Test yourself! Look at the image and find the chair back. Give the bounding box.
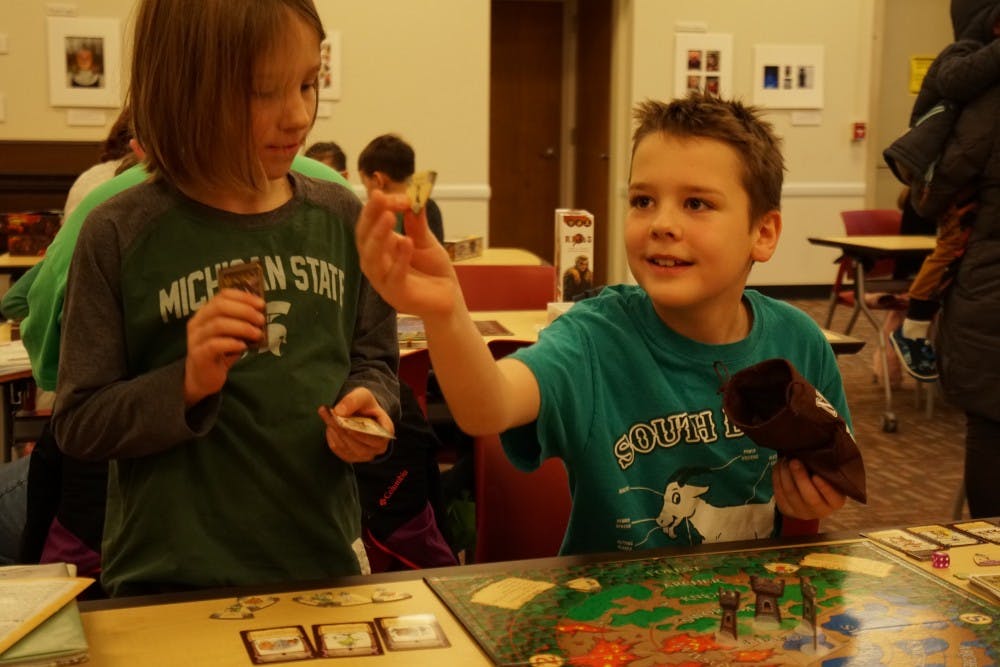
[454,264,556,311]
[397,349,432,416]
[473,433,571,563]
[840,210,902,280]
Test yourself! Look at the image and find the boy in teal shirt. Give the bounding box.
[355,93,850,555]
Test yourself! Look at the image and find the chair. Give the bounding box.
[453,264,556,311]
[823,209,907,333]
[397,348,432,416]
[473,433,571,563]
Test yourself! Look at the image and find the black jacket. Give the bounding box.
[882,1,1000,214]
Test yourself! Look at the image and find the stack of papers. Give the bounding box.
[0,341,31,375]
[0,563,92,666]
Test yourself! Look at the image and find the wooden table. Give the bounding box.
[808,235,936,431]
[403,311,862,356]
[453,247,547,266]
[76,526,1000,666]
[0,252,43,278]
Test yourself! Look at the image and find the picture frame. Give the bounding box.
[752,44,825,109]
[47,16,122,108]
[318,30,342,101]
[673,33,733,100]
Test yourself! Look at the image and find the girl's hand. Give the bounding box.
[184,289,265,405]
[354,189,462,318]
[772,458,846,520]
[318,387,394,462]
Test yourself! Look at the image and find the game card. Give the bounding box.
[293,590,370,607]
[374,614,450,651]
[313,622,382,657]
[407,170,437,215]
[968,573,1000,602]
[952,520,1000,544]
[332,414,395,440]
[906,523,983,547]
[864,528,941,560]
[240,626,314,663]
[218,261,268,350]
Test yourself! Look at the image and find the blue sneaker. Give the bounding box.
[889,327,938,382]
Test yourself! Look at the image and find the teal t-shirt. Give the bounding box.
[502,285,851,556]
[19,156,350,390]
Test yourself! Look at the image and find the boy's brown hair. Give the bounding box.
[129,0,324,195]
[357,134,415,183]
[631,92,785,224]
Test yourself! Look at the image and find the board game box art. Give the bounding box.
[426,540,1000,665]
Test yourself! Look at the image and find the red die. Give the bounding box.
[932,550,951,568]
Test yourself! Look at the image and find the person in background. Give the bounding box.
[932,0,1000,519]
[0,107,134,585]
[355,93,848,557]
[52,0,398,597]
[355,135,457,571]
[884,0,1000,382]
[305,140,349,179]
[358,133,444,243]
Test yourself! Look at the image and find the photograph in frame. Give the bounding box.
[318,30,342,101]
[47,16,121,108]
[673,33,733,100]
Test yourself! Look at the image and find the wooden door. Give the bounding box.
[489,0,563,263]
[572,0,612,287]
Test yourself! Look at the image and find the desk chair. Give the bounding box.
[824,209,907,333]
[473,433,571,563]
[453,264,557,311]
[397,348,431,416]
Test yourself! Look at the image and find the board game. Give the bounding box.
[426,540,1000,665]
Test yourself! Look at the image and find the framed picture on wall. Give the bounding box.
[752,44,825,109]
[47,16,122,108]
[673,33,733,99]
[318,30,342,101]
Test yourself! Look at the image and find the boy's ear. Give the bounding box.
[750,210,782,263]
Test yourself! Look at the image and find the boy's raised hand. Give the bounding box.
[183,289,266,406]
[772,458,847,520]
[355,189,462,319]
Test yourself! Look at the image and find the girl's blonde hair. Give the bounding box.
[129,0,324,195]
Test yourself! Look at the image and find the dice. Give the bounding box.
[932,550,951,569]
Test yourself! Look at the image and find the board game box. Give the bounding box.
[426,539,1000,665]
[554,209,594,302]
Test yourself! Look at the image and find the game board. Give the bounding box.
[426,540,1000,666]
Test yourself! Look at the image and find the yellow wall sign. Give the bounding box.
[909,56,935,94]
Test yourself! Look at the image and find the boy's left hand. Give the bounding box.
[772,458,846,520]
[318,387,394,462]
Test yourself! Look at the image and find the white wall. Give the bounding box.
[0,0,491,239]
[2,1,898,286]
[609,0,878,286]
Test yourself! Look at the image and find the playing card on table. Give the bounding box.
[407,170,437,215]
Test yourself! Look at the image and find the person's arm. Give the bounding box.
[355,190,540,435]
[0,261,41,321]
[21,165,148,392]
[917,91,998,219]
[52,207,217,461]
[338,276,401,422]
[934,40,1000,103]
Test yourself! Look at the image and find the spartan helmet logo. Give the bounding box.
[259,301,291,357]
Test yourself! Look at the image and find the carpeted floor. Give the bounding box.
[788,298,967,534]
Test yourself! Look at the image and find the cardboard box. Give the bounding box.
[554,208,594,301]
[444,236,484,262]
